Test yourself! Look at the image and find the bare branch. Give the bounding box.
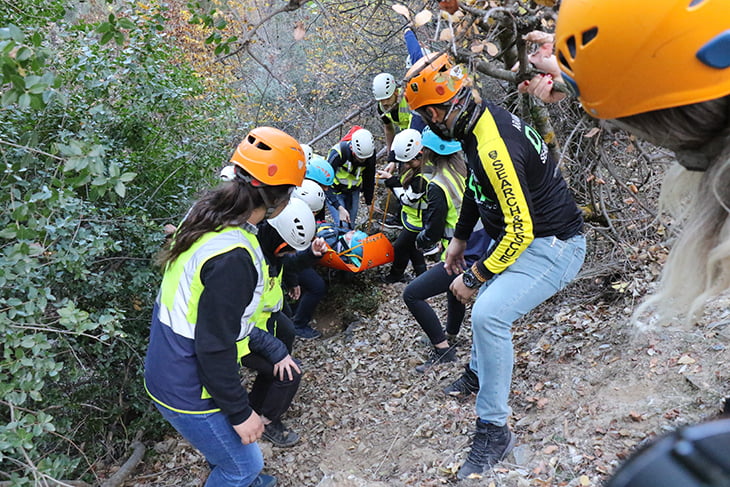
[307,100,377,146]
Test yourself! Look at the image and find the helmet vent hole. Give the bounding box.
[558,50,572,71]
[566,35,577,58]
[582,27,598,46]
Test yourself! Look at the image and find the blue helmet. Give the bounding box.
[421,127,462,155]
[305,155,335,187]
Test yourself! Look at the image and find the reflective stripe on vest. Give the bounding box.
[157,226,264,342]
[381,97,413,131]
[331,144,364,190]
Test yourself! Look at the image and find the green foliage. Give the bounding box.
[0,1,237,482]
[0,26,56,109]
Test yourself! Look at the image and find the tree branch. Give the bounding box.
[217,2,304,62]
[100,440,146,487]
[307,100,377,146]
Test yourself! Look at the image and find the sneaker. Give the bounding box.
[294,325,321,340]
[250,474,277,487]
[415,346,457,373]
[442,365,479,398]
[382,215,403,229]
[457,419,515,479]
[422,244,440,257]
[262,420,300,448]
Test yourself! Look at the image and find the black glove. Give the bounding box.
[384,176,400,189]
[387,150,397,163]
[415,230,434,252]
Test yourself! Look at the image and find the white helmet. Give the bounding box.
[293,179,325,212]
[300,143,313,163]
[267,197,316,251]
[350,128,374,159]
[372,73,397,101]
[392,129,423,163]
[220,165,236,181]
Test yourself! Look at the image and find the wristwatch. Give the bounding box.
[461,267,482,289]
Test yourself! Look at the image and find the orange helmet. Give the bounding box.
[230,127,306,186]
[555,0,730,120]
[404,53,466,110]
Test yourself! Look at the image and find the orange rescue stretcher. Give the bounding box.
[318,232,394,272]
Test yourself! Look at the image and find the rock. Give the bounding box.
[315,472,390,487]
[512,444,534,466]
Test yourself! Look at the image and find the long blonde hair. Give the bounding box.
[616,96,730,323]
[423,147,468,202]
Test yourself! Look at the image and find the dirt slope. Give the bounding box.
[128,274,729,486]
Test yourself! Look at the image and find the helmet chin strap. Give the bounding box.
[421,86,481,141]
[259,186,293,218]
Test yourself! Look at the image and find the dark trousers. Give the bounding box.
[390,228,426,276]
[241,351,302,423]
[239,311,300,422]
[267,310,295,353]
[402,261,465,345]
[292,266,326,329]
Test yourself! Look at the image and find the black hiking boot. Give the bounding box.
[380,268,406,284]
[262,420,300,448]
[442,365,479,399]
[415,346,457,373]
[457,419,515,480]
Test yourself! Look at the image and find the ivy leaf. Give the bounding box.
[114,180,126,197]
[117,18,136,30]
[95,22,112,34]
[100,31,114,45]
[18,93,31,109]
[0,25,24,42]
[120,172,137,183]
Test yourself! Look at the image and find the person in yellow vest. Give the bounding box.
[325,128,376,229]
[402,128,491,374]
[246,196,317,448]
[144,127,305,487]
[377,129,430,283]
[372,28,428,155]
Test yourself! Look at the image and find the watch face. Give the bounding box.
[463,271,478,289]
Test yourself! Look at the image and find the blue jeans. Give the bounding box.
[469,234,586,426]
[155,403,263,487]
[326,189,360,229]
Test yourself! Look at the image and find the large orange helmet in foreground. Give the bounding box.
[555,0,730,120]
[230,127,306,186]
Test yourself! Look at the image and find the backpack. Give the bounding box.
[341,125,363,142]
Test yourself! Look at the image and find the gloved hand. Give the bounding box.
[384,176,400,189]
[416,230,434,252]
